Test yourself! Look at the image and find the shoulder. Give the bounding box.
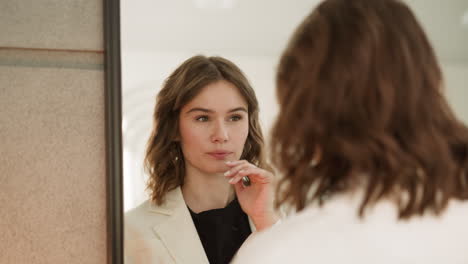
[124,200,155,238]
[125,199,158,224]
[125,188,186,239]
[234,198,468,263]
[233,205,324,263]
[126,200,151,219]
[124,198,173,239]
[124,199,178,264]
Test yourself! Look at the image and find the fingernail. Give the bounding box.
[228,178,234,183]
[224,170,230,176]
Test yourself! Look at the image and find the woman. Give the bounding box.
[124,55,279,264]
[233,0,468,263]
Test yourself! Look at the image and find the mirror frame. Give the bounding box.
[104,0,123,263]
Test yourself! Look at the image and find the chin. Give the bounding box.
[208,166,228,174]
[203,163,229,174]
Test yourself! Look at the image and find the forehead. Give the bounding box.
[183,80,248,111]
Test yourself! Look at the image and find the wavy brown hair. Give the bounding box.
[272,0,468,219]
[145,55,269,205]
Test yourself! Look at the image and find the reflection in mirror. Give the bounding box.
[121,1,317,214]
[120,0,468,263]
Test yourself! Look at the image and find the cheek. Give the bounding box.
[179,122,202,149]
[234,122,249,145]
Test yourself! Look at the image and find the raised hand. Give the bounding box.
[224,160,279,231]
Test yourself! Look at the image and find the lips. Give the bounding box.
[207,151,233,160]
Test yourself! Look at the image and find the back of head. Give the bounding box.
[272,0,468,219]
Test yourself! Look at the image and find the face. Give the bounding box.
[178,80,249,174]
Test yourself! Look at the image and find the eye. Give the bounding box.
[229,115,243,122]
[195,115,209,122]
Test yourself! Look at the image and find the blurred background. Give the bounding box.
[121,0,468,212]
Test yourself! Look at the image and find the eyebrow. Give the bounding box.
[185,107,248,114]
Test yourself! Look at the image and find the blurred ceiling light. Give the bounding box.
[194,0,236,9]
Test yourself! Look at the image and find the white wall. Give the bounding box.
[443,63,468,124]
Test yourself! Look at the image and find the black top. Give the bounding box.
[188,199,252,264]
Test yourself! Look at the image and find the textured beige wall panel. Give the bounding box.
[0,66,107,264]
[0,48,103,70]
[0,0,103,50]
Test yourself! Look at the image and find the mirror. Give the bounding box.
[121,0,468,212]
[109,0,468,262]
[120,1,319,212]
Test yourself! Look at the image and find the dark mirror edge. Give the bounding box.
[104,0,123,263]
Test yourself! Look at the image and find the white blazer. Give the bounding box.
[124,187,256,264]
[233,194,468,264]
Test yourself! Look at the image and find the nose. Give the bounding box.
[211,120,229,143]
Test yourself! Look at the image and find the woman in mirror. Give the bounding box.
[233,0,468,262]
[124,55,280,264]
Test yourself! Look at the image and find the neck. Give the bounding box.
[181,164,235,213]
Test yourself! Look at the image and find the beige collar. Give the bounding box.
[149,187,209,264]
[147,187,257,263]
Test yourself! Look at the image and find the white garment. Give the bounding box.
[125,187,257,264]
[232,194,468,264]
